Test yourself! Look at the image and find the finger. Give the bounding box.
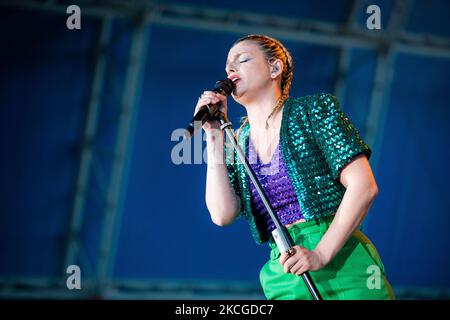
[198,98,218,107]
[283,257,297,273]
[291,254,309,273]
[279,252,288,266]
[285,261,299,274]
[199,93,218,99]
[280,246,301,266]
[289,260,302,274]
[201,91,220,98]
[201,92,218,98]
[199,96,220,105]
[295,256,313,275]
[194,100,213,115]
[216,93,226,101]
[295,264,310,276]
[293,246,308,259]
[203,91,224,98]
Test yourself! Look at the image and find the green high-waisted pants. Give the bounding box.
[260,215,395,300]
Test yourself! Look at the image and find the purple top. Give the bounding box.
[247,138,303,238]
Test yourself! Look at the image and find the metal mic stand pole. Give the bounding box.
[213,111,323,300]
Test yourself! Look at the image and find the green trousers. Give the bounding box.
[260,215,396,300]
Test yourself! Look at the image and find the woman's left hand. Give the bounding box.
[279,246,326,276]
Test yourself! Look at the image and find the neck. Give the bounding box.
[243,86,282,133]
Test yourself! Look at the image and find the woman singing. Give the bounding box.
[193,34,395,300]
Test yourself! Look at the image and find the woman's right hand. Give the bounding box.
[194,91,228,133]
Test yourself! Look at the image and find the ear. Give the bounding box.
[269,58,284,79]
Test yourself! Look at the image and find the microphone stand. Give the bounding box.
[212,109,323,301]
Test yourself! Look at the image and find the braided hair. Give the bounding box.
[233,34,294,137]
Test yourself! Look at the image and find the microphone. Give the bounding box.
[184,78,235,138]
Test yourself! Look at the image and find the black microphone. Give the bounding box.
[184,78,235,138]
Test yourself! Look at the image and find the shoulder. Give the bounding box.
[285,92,338,116]
[287,92,337,107]
[313,92,339,108]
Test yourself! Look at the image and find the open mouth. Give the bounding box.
[229,75,241,84]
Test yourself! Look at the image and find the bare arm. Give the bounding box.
[280,154,378,274]
[314,153,378,265]
[194,90,241,226]
[204,129,241,226]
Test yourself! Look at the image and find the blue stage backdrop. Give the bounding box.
[0,0,449,298]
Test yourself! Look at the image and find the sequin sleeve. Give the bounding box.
[310,93,372,181]
[224,141,244,218]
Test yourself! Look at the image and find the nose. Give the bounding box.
[226,62,237,75]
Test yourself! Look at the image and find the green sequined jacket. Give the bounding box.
[225,93,372,244]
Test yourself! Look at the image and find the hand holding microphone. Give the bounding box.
[185,78,235,138]
[194,91,227,133]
